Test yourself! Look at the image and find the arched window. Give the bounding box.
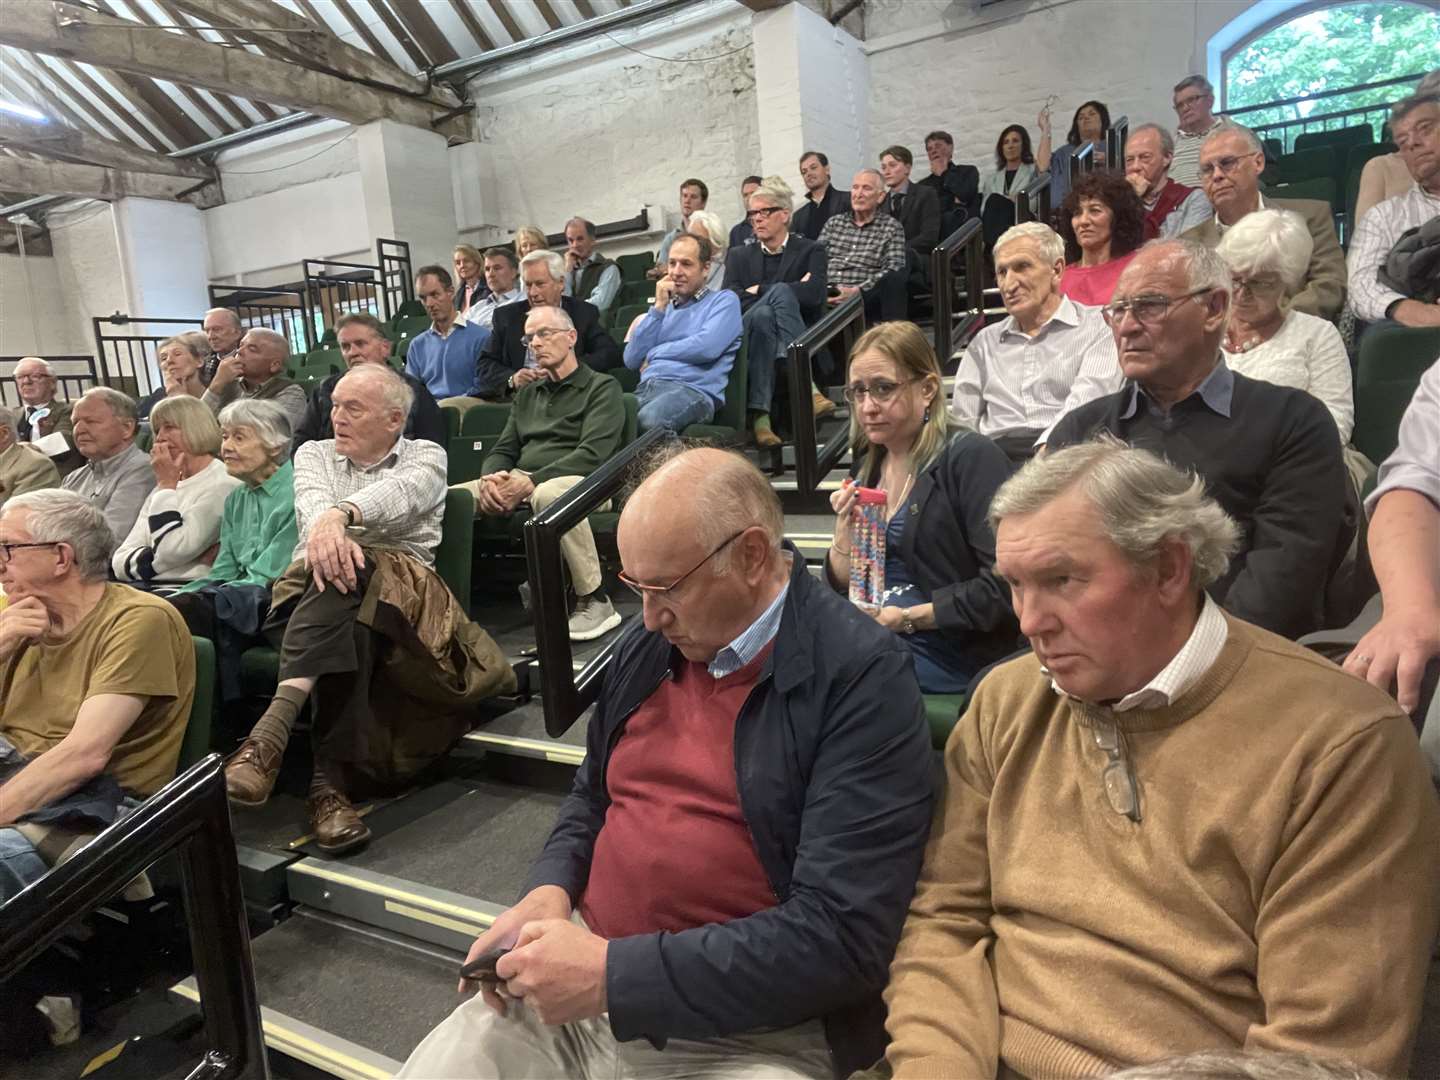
[1222,2,1438,143]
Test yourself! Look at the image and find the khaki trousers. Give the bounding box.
[459,475,603,596]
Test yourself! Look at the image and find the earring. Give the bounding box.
[922,404,931,424]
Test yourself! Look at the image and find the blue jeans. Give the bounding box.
[742,285,810,413]
[0,828,48,901]
[635,378,714,433]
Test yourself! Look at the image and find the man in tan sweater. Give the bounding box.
[883,440,1440,1079]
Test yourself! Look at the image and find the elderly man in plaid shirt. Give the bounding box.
[820,168,909,323]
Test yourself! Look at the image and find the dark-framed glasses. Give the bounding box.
[1092,723,1141,822]
[0,541,60,564]
[745,206,784,222]
[842,377,918,405]
[617,528,749,603]
[1229,274,1283,299]
[1101,287,1215,327]
[1198,154,1253,178]
[520,327,570,347]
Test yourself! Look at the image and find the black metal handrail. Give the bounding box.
[523,427,671,738]
[1,354,98,406]
[1106,115,1129,170]
[542,209,652,248]
[304,259,388,329]
[1069,141,1094,187]
[209,283,313,355]
[92,315,204,397]
[0,755,266,1080]
[377,238,414,319]
[1016,172,1052,225]
[930,218,986,372]
[786,292,865,495]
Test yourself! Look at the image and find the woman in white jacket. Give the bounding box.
[112,395,241,589]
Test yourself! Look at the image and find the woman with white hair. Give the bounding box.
[687,209,728,289]
[112,396,241,588]
[1217,208,1354,444]
[137,330,211,422]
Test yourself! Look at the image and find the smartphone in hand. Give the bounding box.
[459,946,511,984]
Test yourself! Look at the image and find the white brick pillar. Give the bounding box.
[356,119,459,274]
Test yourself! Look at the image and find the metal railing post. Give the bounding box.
[786,292,864,494]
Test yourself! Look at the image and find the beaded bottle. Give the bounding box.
[848,486,888,614]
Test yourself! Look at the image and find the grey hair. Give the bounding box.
[218,399,291,462]
[203,307,243,329]
[527,305,575,332]
[79,386,139,426]
[1420,70,1440,95]
[995,221,1065,266]
[688,209,727,253]
[854,167,885,187]
[521,249,565,283]
[1140,237,1234,309]
[4,488,115,580]
[748,185,793,212]
[1109,1049,1382,1080]
[1216,208,1314,292]
[340,362,413,418]
[1203,120,1263,155]
[0,405,17,439]
[989,437,1241,590]
[1130,122,1175,157]
[242,327,289,359]
[15,356,54,374]
[564,216,597,239]
[1173,74,1214,97]
[1391,91,1440,126]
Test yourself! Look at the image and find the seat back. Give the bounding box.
[1269,145,1337,186]
[1265,176,1339,216]
[682,336,748,441]
[616,252,653,283]
[439,404,462,442]
[1353,324,1440,465]
[436,487,475,615]
[620,391,638,446]
[1344,141,1396,238]
[177,636,216,770]
[305,347,344,373]
[447,435,489,484]
[459,402,512,437]
[390,298,425,323]
[1294,124,1374,156]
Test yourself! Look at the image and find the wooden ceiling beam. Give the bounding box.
[390,0,461,66]
[0,155,220,204]
[444,0,496,53]
[149,0,282,121]
[365,0,432,71]
[485,0,528,45]
[532,0,564,31]
[0,113,215,178]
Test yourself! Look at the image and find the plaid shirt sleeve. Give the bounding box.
[1346,199,1409,322]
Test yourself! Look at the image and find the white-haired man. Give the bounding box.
[0,488,195,900]
[223,364,512,854]
[1124,123,1211,240]
[1169,75,1222,186]
[1046,239,1347,640]
[13,357,81,476]
[60,387,155,540]
[0,404,59,511]
[202,326,308,433]
[201,308,244,383]
[883,439,1440,1079]
[563,217,622,316]
[820,169,909,323]
[951,222,1122,461]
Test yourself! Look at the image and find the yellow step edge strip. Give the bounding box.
[463,731,585,764]
[384,900,487,938]
[289,862,497,927]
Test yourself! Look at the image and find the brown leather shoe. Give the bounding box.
[754,425,782,449]
[308,788,371,854]
[812,391,837,418]
[224,739,282,807]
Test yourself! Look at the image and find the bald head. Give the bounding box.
[625,447,783,559]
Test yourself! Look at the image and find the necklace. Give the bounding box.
[882,471,915,519]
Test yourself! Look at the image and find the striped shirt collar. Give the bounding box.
[671,285,710,309]
[708,570,790,679]
[997,294,1083,339]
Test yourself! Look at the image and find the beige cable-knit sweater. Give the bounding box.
[884,615,1440,1079]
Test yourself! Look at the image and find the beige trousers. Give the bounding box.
[459,475,603,596]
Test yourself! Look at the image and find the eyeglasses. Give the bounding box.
[14,374,52,383]
[842,377,918,404]
[0,541,60,563]
[1172,93,1209,111]
[1198,154,1255,179]
[617,528,749,602]
[745,206,784,222]
[520,327,570,347]
[1092,722,1141,822]
[1229,274,1283,299]
[1101,287,1215,327]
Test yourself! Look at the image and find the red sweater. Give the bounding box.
[581,648,778,939]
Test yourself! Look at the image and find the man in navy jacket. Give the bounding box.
[400,447,934,1080]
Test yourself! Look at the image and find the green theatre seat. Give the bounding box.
[612,303,648,338]
[177,636,217,770]
[1269,145,1337,186]
[616,252,653,283]
[439,404,462,443]
[924,693,968,750]
[683,338,748,444]
[1353,324,1440,466]
[460,403,512,438]
[618,280,655,307]
[390,299,425,324]
[447,433,491,484]
[304,347,344,374]
[393,315,432,341]
[134,426,153,452]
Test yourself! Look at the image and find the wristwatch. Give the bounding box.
[336,503,359,527]
[900,608,916,635]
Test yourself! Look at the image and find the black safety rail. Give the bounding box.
[1069,141,1095,187]
[1,354,98,406]
[1106,115,1129,170]
[208,283,313,356]
[930,218,987,373]
[0,755,266,1080]
[787,292,865,495]
[1016,172,1052,225]
[92,315,203,398]
[542,208,651,248]
[303,259,389,332]
[524,427,672,738]
[378,238,414,318]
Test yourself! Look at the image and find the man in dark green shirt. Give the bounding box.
[458,305,626,641]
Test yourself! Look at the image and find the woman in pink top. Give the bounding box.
[1057,171,1145,307]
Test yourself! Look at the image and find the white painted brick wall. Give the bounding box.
[47,203,129,362]
[0,254,90,356]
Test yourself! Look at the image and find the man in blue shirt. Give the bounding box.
[624,234,742,433]
[404,265,489,402]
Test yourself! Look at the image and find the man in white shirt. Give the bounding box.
[458,248,525,331]
[1347,92,1440,328]
[1169,75,1223,187]
[951,223,1121,460]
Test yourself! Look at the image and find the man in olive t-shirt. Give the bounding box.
[0,489,194,900]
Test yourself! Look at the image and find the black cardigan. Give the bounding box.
[842,428,1021,668]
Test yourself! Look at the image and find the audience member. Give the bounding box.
[1217,210,1354,444]
[0,489,194,901]
[624,233,742,432]
[112,396,240,589]
[563,217,621,316]
[653,178,708,277]
[1057,171,1147,305]
[1184,122,1346,320]
[919,130,982,235]
[952,223,1122,458]
[0,404,58,511]
[729,174,763,248]
[1355,70,1440,223]
[1046,240,1348,639]
[457,247,524,331]
[514,225,547,259]
[1347,91,1440,328]
[687,209,729,290]
[13,357,80,476]
[827,322,1017,691]
[200,307,244,383]
[882,438,1440,1079]
[793,151,851,241]
[1125,123,1212,239]
[138,331,210,421]
[980,124,1039,203]
[296,313,444,450]
[879,144,942,265]
[725,183,830,448]
[398,447,934,1080]
[202,327,308,433]
[1039,99,1112,207]
[475,250,621,400]
[404,265,490,402]
[1170,74,1223,186]
[60,388,156,541]
[456,306,625,642]
[820,169,909,322]
[453,243,489,313]
[168,401,297,703]
[223,365,512,853]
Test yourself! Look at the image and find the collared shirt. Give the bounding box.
[291,435,447,567]
[563,253,622,314]
[1367,357,1440,517]
[1346,182,1440,321]
[1215,193,1265,236]
[1120,357,1235,421]
[708,570,791,678]
[952,295,1122,442]
[819,211,907,291]
[60,442,155,542]
[1145,182,1213,238]
[458,285,524,331]
[202,375,309,436]
[1171,118,1224,187]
